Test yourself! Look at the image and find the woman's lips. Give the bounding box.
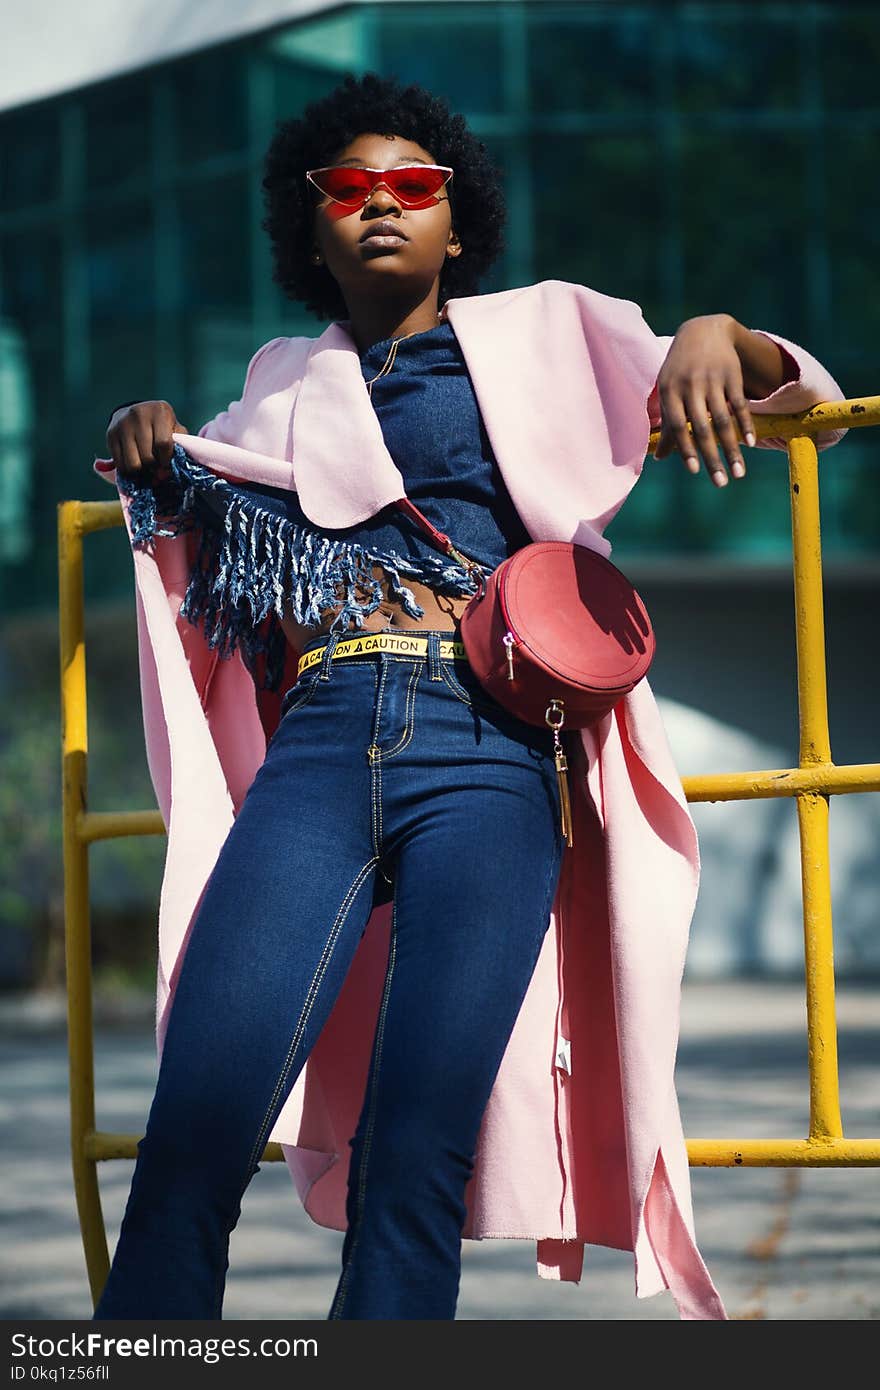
[360,233,407,249]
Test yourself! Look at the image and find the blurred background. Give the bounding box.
[1,0,878,1002]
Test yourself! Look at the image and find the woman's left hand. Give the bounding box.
[652,314,757,487]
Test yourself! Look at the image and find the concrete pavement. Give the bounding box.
[1,980,877,1321]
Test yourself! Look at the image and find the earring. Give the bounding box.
[311,250,322,264]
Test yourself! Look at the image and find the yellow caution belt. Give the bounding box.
[297,630,469,675]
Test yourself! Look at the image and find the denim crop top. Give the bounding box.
[118,319,532,690]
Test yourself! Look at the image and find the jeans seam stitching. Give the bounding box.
[369,664,383,861]
[380,661,423,760]
[329,891,399,1318]
[373,658,388,751]
[242,854,380,1182]
[438,662,494,712]
[282,672,321,716]
[441,661,473,704]
[372,659,387,853]
[375,757,384,860]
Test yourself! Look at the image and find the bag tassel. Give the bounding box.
[546,700,574,848]
[554,742,574,849]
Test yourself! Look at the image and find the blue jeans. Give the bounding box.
[93,628,565,1321]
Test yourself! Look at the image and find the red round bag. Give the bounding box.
[393,501,655,849]
[394,500,655,731]
[457,540,655,731]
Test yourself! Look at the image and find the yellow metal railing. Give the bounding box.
[59,395,880,1304]
[660,397,880,1168]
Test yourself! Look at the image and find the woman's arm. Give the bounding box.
[727,318,800,398]
[651,313,846,486]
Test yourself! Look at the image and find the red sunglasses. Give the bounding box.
[306,164,453,210]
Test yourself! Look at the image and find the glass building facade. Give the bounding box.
[2,0,877,615]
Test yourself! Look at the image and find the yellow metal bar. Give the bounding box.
[85,1128,880,1169]
[797,786,843,1139]
[788,433,843,1140]
[647,393,880,455]
[86,1132,287,1165]
[688,1139,880,1167]
[78,809,166,843]
[735,395,880,438]
[683,762,880,802]
[58,502,112,1304]
[789,434,832,768]
[79,499,124,534]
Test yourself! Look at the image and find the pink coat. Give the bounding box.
[94,278,847,1320]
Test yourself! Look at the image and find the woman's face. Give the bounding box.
[309,131,461,307]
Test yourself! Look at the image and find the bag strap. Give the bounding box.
[392,497,485,582]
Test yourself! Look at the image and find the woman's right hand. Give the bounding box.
[106,400,190,482]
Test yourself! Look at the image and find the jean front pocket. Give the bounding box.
[438,659,560,759]
[279,669,322,719]
[438,659,504,716]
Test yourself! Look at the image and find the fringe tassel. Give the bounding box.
[118,443,488,692]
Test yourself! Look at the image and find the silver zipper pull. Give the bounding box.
[502,630,516,681]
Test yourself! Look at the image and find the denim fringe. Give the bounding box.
[118,443,487,692]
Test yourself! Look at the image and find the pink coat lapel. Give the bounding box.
[289,321,408,525]
[284,280,666,550]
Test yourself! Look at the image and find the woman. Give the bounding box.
[93,72,846,1322]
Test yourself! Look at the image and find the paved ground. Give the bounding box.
[1,980,877,1321]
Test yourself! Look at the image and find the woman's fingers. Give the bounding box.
[151,420,176,468]
[653,384,699,469]
[655,380,752,486]
[107,401,182,480]
[706,382,747,480]
[684,387,730,485]
[151,424,168,468]
[725,377,756,452]
[119,418,153,480]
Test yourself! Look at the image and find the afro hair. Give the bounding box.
[260,70,507,322]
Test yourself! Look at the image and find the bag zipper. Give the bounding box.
[497,574,522,681]
[499,570,573,849]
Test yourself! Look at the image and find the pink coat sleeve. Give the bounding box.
[196,337,288,444]
[646,328,848,452]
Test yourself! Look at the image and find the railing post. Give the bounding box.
[58,501,111,1303]
[787,434,843,1141]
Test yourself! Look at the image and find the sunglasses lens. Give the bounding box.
[311,166,449,206]
[310,168,372,205]
[385,168,449,203]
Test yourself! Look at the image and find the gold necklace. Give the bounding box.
[365,332,419,399]
[364,315,443,399]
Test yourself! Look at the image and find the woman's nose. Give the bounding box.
[363,184,404,214]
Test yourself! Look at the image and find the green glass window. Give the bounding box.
[87,200,156,407]
[819,7,880,111]
[0,104,59,210]
[377,4,505,114]
[529,131,663,314]
[172,48,249,164]
[84,75,153,194]
[674,8,801,113]
[0,229,63,600]
[528,4,655,114]
[0,0,876,619]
